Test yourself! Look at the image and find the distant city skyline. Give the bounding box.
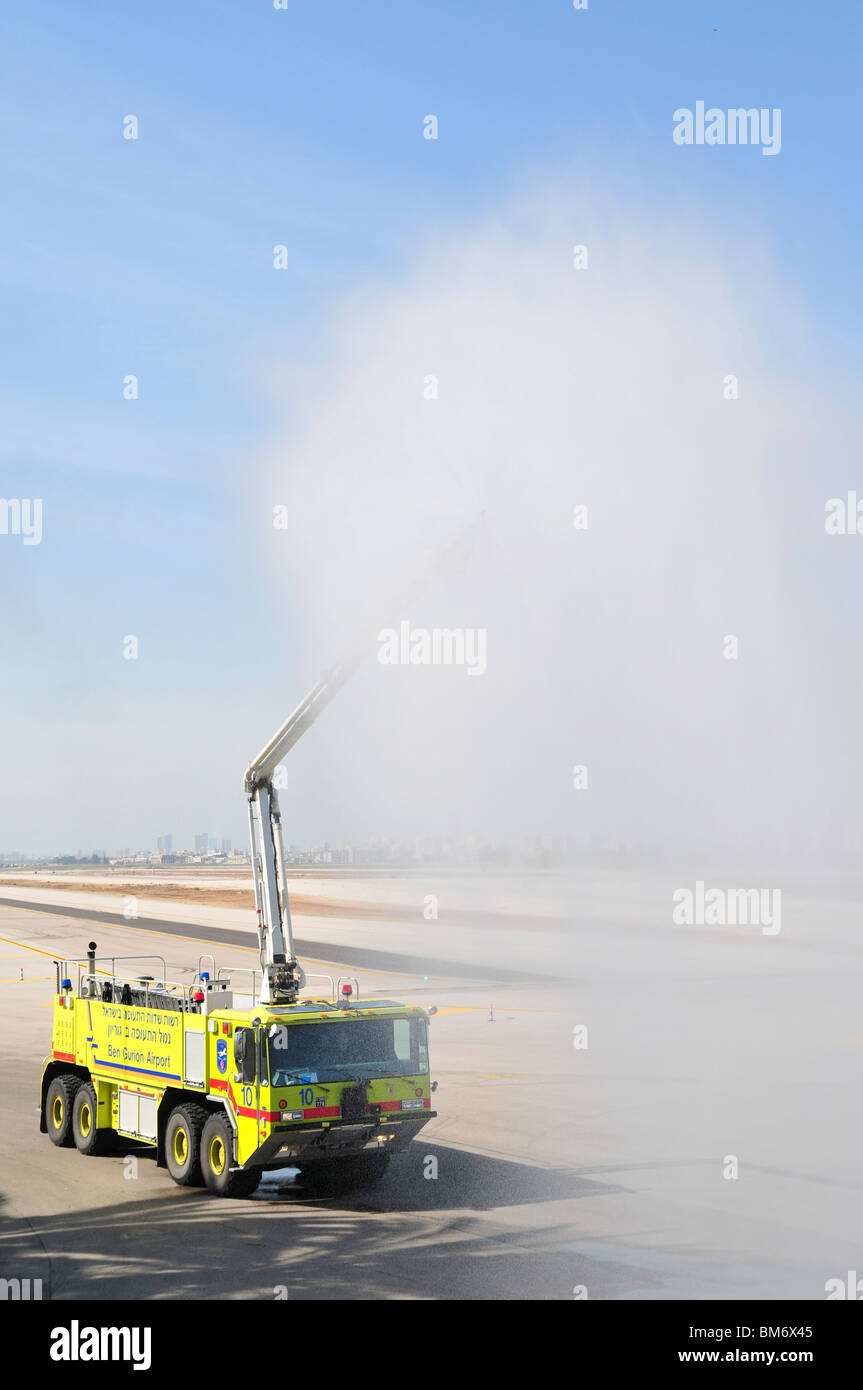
[0,829,681,872]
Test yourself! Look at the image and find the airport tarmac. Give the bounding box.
[1,871,861,1300]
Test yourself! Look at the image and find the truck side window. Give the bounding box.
[234,1028,257,1084]
[393,1018,411,1060]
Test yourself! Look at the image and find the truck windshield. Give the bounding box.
[268,1016,428,1085]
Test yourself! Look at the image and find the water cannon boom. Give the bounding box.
[245,512,484,1003]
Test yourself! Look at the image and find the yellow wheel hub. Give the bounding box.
[79,1102,92,1137]
[209,1136,226,1175]
[51,1097,63,1128]
[173,1127,188,1165]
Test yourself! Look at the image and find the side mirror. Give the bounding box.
[233,1028,257,1083]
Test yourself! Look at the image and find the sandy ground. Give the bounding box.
[0,874,567,933]
[0,868,571,918]
[0,875,401,921]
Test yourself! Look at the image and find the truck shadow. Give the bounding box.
[116,1139,623,1213]
[274,1142,623,1212]
[0,1146,646,1301]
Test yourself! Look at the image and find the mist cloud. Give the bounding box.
[261,186,855,866]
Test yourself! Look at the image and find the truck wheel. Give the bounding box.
[165,1104,208,1186]
[224,1168,262,1198]
[45,1074,81,1147]
[72,1082,106,1155]
[200,1114,261,1197]
[301,1151,390,1196]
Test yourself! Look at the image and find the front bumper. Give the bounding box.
[245,1111,437,1169]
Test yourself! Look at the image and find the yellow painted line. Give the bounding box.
[0,912,260,957]
[0,933,63,960]
[0,976,53,983]
[0,931,118,979]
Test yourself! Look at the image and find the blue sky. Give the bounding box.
[1,0,861,854]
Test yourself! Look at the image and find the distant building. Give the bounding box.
[194,833,208,855]
[221,839,231,855]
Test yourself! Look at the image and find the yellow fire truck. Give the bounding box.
[37,591,455,1195]
[40,943,436,1196]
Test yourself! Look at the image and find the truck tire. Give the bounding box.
[165,1103,208,1186]
[200,1114,261,1198]
[45,1074,81,1147]
[71,1082,106,1155]
[223,1168,262,1198]
[300,1151,390,1196]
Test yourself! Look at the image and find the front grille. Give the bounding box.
[340,1084,368,1123]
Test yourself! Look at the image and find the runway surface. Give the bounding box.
[1,869,861,1300]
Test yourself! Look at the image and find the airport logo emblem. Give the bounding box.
[216,1039,228,1073]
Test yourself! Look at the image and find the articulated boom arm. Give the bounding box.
[244,656,362,795]
[244,512,484,1004]
[244,657,363,1004]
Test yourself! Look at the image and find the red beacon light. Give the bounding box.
[340,983,353,1009]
